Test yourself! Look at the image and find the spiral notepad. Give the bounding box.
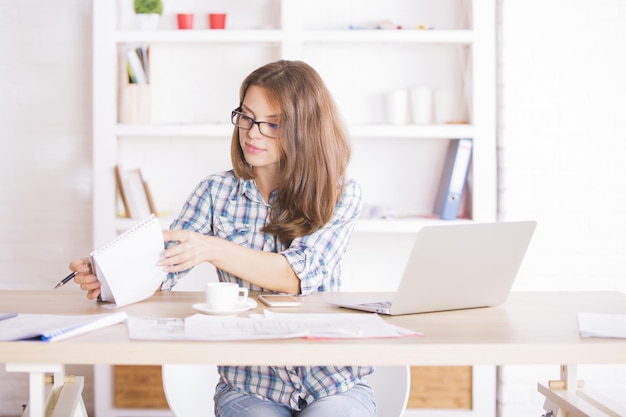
[91,214,166,308]
[0,312,128,342]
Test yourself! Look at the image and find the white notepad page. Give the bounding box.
[91,214,166,308]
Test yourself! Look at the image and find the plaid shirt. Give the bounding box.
[163,170,373,409]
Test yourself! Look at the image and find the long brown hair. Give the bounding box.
[231,60,351,244]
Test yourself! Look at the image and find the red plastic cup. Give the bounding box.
[177,13,194,30]
[209,13,226,29]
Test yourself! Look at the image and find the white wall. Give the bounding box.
[497,0,626,415]
[0,1,95,415]
[1,0,625,416]
[0,0,93,287]
[499,0,626,293]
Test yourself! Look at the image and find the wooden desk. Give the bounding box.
[2,290,626,366]
[2,290,626,417]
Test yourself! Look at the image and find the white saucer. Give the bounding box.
[192,298,258,315]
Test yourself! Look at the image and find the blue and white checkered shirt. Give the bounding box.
[163,169,373,410]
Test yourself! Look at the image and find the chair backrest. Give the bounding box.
[162,364,410,417]
[367,365,411,417]
[162,364,219,417]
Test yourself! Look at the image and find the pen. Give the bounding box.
[53,271,78,289]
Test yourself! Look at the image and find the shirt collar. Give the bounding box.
[238,177,265,203]
[238,177,279,205]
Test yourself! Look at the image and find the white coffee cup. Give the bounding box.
[205,282,248,311]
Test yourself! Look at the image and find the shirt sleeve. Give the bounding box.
[281,178,362,295]
[169,179,216,235]
[161,178,216,290]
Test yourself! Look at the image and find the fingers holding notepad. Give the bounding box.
[65,215,166,307]
[69,258,101,300]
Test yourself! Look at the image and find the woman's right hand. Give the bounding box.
[69,257,101,300]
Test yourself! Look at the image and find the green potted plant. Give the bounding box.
[134,0,163,30]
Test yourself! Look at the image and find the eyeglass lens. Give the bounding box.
[231,110,279,138]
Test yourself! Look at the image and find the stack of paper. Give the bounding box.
[127,311,421,341]
[577,312,626,339]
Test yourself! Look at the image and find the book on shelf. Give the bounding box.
[115,165,157,219]
[119,47,151,124]
[126,47,148,84]
[135,45,150,83]
[115,165,131,217]
[433,138,473,220]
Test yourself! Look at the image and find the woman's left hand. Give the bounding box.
[159,229,212,273]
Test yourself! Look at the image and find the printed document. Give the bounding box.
[127,311,420,341]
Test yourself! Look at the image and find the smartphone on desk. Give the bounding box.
[258,294,302,307]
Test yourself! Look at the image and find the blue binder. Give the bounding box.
[433,138,473,220]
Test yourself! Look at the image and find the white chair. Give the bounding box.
[162,364,410,417]
[366,365,411,417]
[162,364,219,417]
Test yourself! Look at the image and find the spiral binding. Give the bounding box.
[91,214,157,256]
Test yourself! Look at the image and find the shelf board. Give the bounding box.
[303,29,474,44]
[113,29,473,45]
[114,123,473,139]
[116,216,172,232]
[114,30,283,43]
[354,218,472,233]
[115,216,471,235]
[349,124,474,138]
[115,123,233,137]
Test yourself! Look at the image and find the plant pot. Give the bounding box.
[209,13,226,29]
[136,13,160,30]
[177,13,194,30]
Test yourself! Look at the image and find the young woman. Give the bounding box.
[70,60,375,417]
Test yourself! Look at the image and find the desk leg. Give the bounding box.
[561,364,578,394]
[538,364,626,417]
[5,364,88,417]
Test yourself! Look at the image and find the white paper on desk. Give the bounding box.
[260,311,421,339]
[126,316,187,340]
[186,312,421,340]
[127,315,308,341]
[577,312,626,338]
[127,312,420,341]
[185,314,310,341]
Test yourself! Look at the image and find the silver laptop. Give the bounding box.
[331,221,537,315]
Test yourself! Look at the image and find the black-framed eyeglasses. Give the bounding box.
[231,108,280,139]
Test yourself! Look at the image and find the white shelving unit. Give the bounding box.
[92,1,496,416]
[93,0,496,246]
